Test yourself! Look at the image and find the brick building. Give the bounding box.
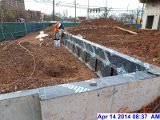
[25,10,42,21]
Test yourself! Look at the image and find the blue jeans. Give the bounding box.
[54,32,59,40]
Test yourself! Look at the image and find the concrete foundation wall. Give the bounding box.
[41,77,160,120]
[0,72,159,120]
[0,94,42,120]
[142,2,160,29]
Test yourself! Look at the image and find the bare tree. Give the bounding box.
[0,0,25,22]
[119,13,135,24]
[43,14,53,21]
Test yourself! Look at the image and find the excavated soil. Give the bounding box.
[67,18,160,66]
[0,32,96,93]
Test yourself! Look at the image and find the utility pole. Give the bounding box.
[75,0,76,23]
[53,0,55,21]
[140,3,144,24]
[127,4,129,12]
[87,0,89,19]
[105,0,108,18]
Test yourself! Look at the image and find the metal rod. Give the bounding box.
[152,103,160,113]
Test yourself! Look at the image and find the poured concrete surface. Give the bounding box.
[0,94,42,120]
[40,76,160,120]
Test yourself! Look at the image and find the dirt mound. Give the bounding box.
[81,18,122,26]
[80,18,139,31]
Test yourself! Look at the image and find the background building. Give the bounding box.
[140,0,160,29]
[25,10,41,22]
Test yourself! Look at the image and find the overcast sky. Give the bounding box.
[25,0,143,17]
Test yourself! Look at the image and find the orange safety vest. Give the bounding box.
[54,23,59,32]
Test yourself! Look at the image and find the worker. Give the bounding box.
[54,21,59,40]
[54,21,60,47]
[58,22,64,41]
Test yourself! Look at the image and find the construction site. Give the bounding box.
[0,0,160,120]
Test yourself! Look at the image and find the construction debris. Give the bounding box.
[114,26,137,35]
[36,31,49,47]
